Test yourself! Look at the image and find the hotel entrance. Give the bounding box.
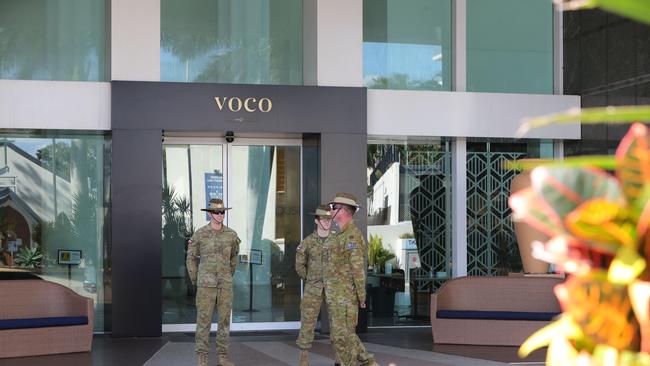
[161,137,302,331]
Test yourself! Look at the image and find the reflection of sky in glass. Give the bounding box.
[363,42,444,88]
[9,138,71,157]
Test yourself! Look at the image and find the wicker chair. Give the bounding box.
[430,275,562,346]
[0,279,94,358]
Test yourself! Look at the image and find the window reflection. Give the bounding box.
[363,0,452,91]
[0,134,109,331]
[367,141,452,326]
[161,0,302,85]
[0,0,107,81]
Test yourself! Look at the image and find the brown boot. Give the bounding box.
[196,353,208,366]
[217,354,235,366]
[299,349,309,366]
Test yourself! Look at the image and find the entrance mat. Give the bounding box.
[144,339,511,366]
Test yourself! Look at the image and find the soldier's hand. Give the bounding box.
[360,302,367,308]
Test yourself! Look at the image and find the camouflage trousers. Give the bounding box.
[326,300,375,366]
[296,281,325,350]
[195,285,232,355]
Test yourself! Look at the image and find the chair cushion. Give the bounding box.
[436,310,558,321]
[0,316,88,330]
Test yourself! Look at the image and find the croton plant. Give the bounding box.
[509,123,650,365]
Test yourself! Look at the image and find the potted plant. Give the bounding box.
[368,234,395,274]
[14,245,43,269]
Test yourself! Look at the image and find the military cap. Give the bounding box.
[310,204,332,218]
[201,198,232,212]
[329,192,361,211]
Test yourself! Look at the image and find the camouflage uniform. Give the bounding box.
[295,230,335,350]
[186,223,241,357]
[324,220,376,366]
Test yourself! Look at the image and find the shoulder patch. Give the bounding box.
[347,242,357,249]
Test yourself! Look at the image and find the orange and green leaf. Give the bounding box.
[509,187,566,237]
[559,273,640,352]
[616,123,650,208]
[566,199,638,250]
[531,166,625,218]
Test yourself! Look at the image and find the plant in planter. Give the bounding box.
[368,234,395,274]
[14,245,43,269]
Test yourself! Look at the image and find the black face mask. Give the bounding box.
[329,220,341,234]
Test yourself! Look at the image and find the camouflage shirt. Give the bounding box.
[324,220,367,304]
[295,231,335,284]
[186,223,241,288]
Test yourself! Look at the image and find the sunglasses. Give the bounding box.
[213,211,225,215]
[330,204,345,210]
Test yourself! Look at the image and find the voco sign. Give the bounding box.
[214,96,273,113]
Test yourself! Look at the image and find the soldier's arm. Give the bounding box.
[295,240,308,280]
[230,236,241,275]
[350,242,366,304]
[186,234,200,285]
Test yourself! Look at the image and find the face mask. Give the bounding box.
[330,220,341,234]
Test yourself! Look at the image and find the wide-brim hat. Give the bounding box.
[309,204,332,218]
[329,192,361,210]
[201,198,232,212]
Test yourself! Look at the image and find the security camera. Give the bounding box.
[225,131,235,143]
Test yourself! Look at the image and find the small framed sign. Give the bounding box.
[239,249,262,265]
[58,249,82,265]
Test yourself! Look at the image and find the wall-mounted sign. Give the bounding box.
[402,238,417,250]
[214,97,272,113]
[204,172,223,221]
[239,249,263,265]
[58,249,82,265]
[7,239,21,253]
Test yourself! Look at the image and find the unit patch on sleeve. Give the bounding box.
[347,242,357,249]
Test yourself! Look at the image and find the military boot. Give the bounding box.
[196,353,208,366]
[299,349,309,366]
[334,353,341,366]
[217,354,235,366]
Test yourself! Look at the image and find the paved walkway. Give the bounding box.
[144,339,511,366]
[0,328,546,366]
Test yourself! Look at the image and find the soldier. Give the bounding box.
[296,204,335,366]
[186,198,241,366]
[326,192,379,366]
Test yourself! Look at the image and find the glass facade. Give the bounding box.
[0,0,107,82]
[161,0,302,85]
[0,132,110,331]
[466,0,553,94]
[367,140,452,326]
[363,0,452,91]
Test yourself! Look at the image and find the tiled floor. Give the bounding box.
[0,328,546,366]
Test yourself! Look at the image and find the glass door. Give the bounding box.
[162,142,226,326]
[229,143,302,326]
[161,137,302,331]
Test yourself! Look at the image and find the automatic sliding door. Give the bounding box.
[229,145,302,323]
[162,144,224,325]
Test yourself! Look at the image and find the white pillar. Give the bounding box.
[452,138,467,277]
[452,0,467,92]
[303,0,362,87]
[111,0,160,81]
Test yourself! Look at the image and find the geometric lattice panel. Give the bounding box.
[466,151,525,276]
[403,149,452,292]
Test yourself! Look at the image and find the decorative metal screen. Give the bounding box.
[402,149,452,292]
[466,151,525,276]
